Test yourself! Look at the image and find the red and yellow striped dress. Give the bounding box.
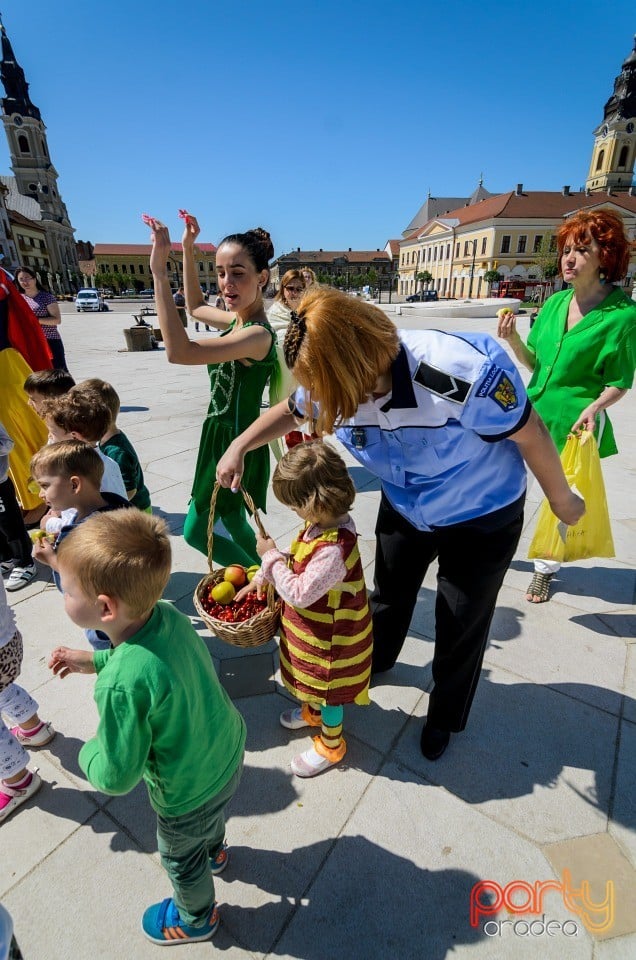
[279,525,373,707]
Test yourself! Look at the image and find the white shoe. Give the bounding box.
[0,559,15,575]
[279,704,322,730]
[290,745,342,778]
[10,721,55,748]
[0,771,42,823]
[5,563,37,592]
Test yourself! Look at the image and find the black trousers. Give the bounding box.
[0,477,33,566]
[47,338,69,373]
[370,493,523,731]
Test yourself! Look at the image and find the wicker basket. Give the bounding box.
[193,483,281,647]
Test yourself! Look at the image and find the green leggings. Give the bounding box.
[156,764,243,926]
[184,500,259,568]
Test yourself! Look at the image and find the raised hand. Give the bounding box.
[146,217,171,278]
[180,210,201,249]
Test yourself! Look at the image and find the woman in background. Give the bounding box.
[15,266,68,373]
[267,270,310,457]
[498,208,636,602]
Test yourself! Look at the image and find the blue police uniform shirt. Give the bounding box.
[292,329,531,532]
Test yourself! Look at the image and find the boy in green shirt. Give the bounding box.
[75,378,152,512]
[48,510,246,945]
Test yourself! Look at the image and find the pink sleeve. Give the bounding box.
[260,545,346,607]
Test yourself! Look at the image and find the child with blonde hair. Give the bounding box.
[31,441,130,650]
[238,439,373,777]
[42,391,126,500]
[74,379,151,512]
[48,510,246,946]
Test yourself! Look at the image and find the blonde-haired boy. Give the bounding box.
[48,510,246,946]
[31,441,130,650]
[42,392,127,500]
[74,379,151,512]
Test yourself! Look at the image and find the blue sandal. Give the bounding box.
[141,897,219,945]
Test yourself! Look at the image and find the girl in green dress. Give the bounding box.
[498,208,636,603]
[148,214,279,567]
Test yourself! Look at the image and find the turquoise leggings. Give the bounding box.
[321,705,344,727]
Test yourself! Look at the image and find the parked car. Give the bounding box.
[75,289,106,312]
[406,290,439,303]
[140,288,155,297]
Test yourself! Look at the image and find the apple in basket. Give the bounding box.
[224,564,247,588]
[210,581,236,604]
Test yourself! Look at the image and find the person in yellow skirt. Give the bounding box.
[237,440,373,778]
[0,268,51,516]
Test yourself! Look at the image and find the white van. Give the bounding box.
[75,288,104,312]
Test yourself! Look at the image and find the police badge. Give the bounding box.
[489,371,518,411]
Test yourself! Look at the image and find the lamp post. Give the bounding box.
[468,239,478,299]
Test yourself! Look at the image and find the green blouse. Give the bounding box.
[526,287,636,457]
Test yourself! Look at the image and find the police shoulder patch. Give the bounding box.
[488,371,518,411]
[413,361,472,404]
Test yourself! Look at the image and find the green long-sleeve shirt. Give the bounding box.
[527,287,636,458]
[79,601,246,817]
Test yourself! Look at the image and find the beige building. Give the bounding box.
[400,40,636,300]
[399,188,636,300]
[8,207,50,277]
[93,242,217,292]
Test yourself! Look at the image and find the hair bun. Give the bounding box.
[249,227,274,262]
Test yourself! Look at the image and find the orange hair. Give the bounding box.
[557,208,632,281]
[291,286,399,435]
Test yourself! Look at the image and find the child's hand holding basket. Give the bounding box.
[193,483,281,647]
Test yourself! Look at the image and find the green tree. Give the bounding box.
[531,235,559,280]
[530,234,559,303]
[116,273,134,293]
[417,270,433,291]
[484,269,502,295]
[95,271,116,291]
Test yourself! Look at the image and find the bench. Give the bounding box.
[132,309,157,326]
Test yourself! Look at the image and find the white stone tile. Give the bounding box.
[392,665,617,844]
[273,765,593,959]
[609,719,636,868]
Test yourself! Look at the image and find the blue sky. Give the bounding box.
[1,1,635,256]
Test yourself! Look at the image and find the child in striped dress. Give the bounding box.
[238,440,373,778]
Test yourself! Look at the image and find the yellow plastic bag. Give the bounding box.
[528,430,615,562]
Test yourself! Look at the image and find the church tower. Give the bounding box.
[0,16,79,288]
[586,37,636,194]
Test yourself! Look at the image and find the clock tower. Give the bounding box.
[586,37,636,194]
[0,15,79,289]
